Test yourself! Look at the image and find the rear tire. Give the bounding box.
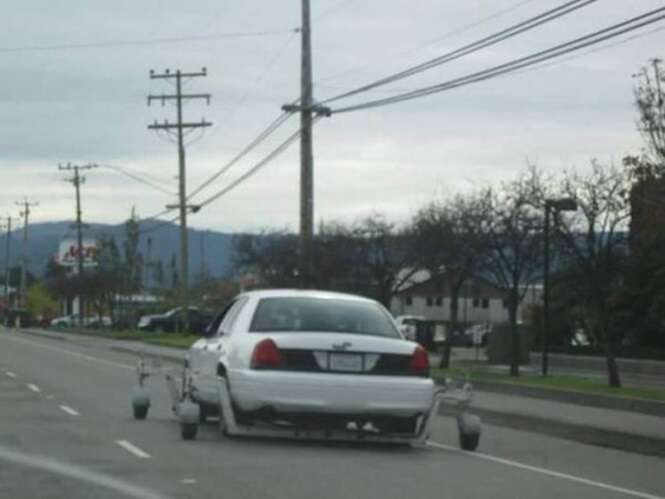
[181,422,198,440]
[133,404,149,420]
[459,431,480,451]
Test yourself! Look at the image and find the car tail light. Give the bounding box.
[408,346,430,376]
[250,339,283,369]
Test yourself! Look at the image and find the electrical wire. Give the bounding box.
[187,111,294,200]
[313,0,358,22]
[0,29,298,53]
[98,164,175,195]
[215,31,298,134]
[332,6,665,114]
[316,0,539,84]
[505,24,665,79]
[322,0,597,104]
[196,117,323,210]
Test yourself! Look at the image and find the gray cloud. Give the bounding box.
[0,0,662,231]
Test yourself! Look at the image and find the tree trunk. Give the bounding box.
[509,291,520,377]
[605,343,622,388]
[602,319,622,388]
[439,287,459,369]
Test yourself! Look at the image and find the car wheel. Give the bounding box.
[459,431,480,451]
[181,422,198,440]
[133,405,149,420]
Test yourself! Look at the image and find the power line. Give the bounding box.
[331,6,665,114]
[0,29,297,54]
[217,32,299,132]
[196,117,323,211]
[419,0,540,48]
[313,0,358,22]
[322,0,597,104]
[316,0,541,84]
[98,164,176,195]
[505,24,665,79]
[187,111,294,199]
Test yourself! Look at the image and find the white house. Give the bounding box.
[390,271,541,326]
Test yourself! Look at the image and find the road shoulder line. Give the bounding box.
[426,441,664,499]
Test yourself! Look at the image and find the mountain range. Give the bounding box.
[0,220,236,280]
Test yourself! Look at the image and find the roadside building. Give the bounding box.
[390,271,541,326]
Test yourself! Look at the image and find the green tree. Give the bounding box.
[26,282,58,318]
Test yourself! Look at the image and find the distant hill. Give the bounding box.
[0,220,236,280]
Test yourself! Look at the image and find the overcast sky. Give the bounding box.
[1,0,664,233]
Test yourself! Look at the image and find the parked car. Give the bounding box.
[137,307,211,334]
[85,315,113,328]
[50,314,112,329]
[50,314,80,327]
[394,315,425,341]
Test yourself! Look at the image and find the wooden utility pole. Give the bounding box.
[16,199,38,308]
[148,68,211,333]
[300,0,314,289]
[282,0,330,289]
[59,163,98,325]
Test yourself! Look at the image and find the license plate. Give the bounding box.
[329,353,363,372]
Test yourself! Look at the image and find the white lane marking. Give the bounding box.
[2,335,134,371]
[115,440,151,459]
[0,446,167,499]
[26,383,40,393]
[426,441,664,499]
[59,405,80,416]
[6,371,16,378]
[182,478,197,485]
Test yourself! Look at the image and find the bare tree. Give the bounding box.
[548,161,630,387]
[412,195,486,367]
[352,215,417,308]
[233,231,300,288]
[634,59,665,166]
[477,170,544,376]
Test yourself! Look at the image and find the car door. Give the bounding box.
[189,299,244,392]
[200,297,249,377]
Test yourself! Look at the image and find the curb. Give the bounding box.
[468,406,665,458]
[442,378,665,418]
[16,328,69,342]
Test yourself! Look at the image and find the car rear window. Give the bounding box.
[249,297,400,338]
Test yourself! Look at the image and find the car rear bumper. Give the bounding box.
[227,369,435,416]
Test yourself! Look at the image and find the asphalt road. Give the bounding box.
[1,331,664,499]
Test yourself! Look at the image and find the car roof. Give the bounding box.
[237,288,377,303]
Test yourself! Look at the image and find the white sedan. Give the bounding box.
[186,289,435,438]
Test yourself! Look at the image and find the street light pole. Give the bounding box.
[542,197,577,376]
